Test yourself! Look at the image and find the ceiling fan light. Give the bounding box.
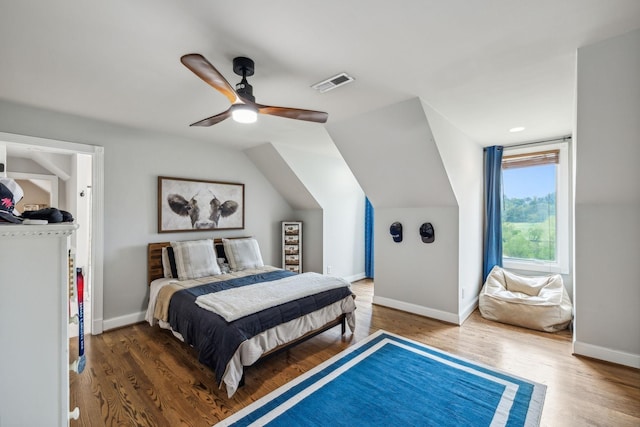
[232,105,258,124]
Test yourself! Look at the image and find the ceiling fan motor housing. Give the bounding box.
[180,53,328,125]
[235,79,254,102]
[233,56,256,102]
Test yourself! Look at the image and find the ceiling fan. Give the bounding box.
[180,54,328,126]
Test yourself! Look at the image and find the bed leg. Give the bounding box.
[239,373,245,388]
[341,315,346,335]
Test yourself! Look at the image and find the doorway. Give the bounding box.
[1,132,104,335]
[10,169,92,336]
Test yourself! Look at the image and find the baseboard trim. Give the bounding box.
[573,341,640,369]
[102,311,146,331]
[344,272,366,283]
[91,318,104,335]
[459,297,479,324]
[373,296,460,325]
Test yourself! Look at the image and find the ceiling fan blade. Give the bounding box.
[181,54,239,104]
[253,102,328,123]
[189,109,232,127]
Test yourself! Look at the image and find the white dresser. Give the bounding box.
[0,224,78,427]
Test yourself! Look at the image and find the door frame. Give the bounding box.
[1,131,105,334]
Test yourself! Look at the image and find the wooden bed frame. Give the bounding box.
[148,237,253,285]
[146,238,348,385]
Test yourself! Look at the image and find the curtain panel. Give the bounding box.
[365,197,374,278]
[483,146,503,280]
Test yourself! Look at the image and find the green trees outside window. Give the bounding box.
[502,194,556,261]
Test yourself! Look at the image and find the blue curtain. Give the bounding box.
[483,146,503,280]
[365,197,374,278]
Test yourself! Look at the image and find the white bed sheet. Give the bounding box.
[195,272,351,322]
[146,272,356,397]
[155,296,355,397]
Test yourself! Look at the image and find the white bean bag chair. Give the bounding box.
[479,266,573,332]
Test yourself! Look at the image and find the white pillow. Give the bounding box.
[170,239,221,280]
[223,238,264,271]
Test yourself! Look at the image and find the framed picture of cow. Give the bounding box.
[158,176,244,233]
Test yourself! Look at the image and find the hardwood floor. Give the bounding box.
[70,279,640,426]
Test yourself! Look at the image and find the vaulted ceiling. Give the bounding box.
[1,1,639,152]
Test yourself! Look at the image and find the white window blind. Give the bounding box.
[502,149,559,169]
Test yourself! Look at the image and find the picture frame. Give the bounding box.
[158,176,244,233]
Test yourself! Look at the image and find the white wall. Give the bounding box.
[421,101,484,319]
[244,143,321,210]
[273,143,365,280]
[293,208,323,274]
[374,207,460,322]
[244,143,325,273]
[244,131,366,281]
[574,29,640,368]
[329,98,457,209]
[0,99,295,328]
[328,97,462,321]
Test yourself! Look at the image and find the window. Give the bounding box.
[501,141,569,274]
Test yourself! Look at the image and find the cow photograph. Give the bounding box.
[158,176,244,233]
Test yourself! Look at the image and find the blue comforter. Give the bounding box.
[167,270,353,385]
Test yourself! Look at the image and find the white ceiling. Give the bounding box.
[1,0,639,153]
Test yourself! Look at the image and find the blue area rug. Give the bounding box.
[217,330,546,426]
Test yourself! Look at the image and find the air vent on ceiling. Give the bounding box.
[311,72,355,93]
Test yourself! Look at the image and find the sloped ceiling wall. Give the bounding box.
[245,140,365,279]
[327,97,462,321]
[420,100,484,316]
[272,143,365,280]
[327,97,457,209]
[246,97,483,323]
[244,143,320,210]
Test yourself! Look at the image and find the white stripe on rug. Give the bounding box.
[215,330,546,427]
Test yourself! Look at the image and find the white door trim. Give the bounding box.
[0,131,105,334]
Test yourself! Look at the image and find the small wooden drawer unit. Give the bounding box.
[282,221,302,274]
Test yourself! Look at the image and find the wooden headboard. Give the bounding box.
[148,241,171,285]
[147,236,251,285]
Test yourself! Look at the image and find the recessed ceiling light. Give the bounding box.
[509,126,525,133]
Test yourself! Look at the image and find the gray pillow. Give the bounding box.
[170,239,221,280]
[223,238,264,271]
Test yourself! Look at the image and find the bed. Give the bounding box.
[145,237,356,397]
